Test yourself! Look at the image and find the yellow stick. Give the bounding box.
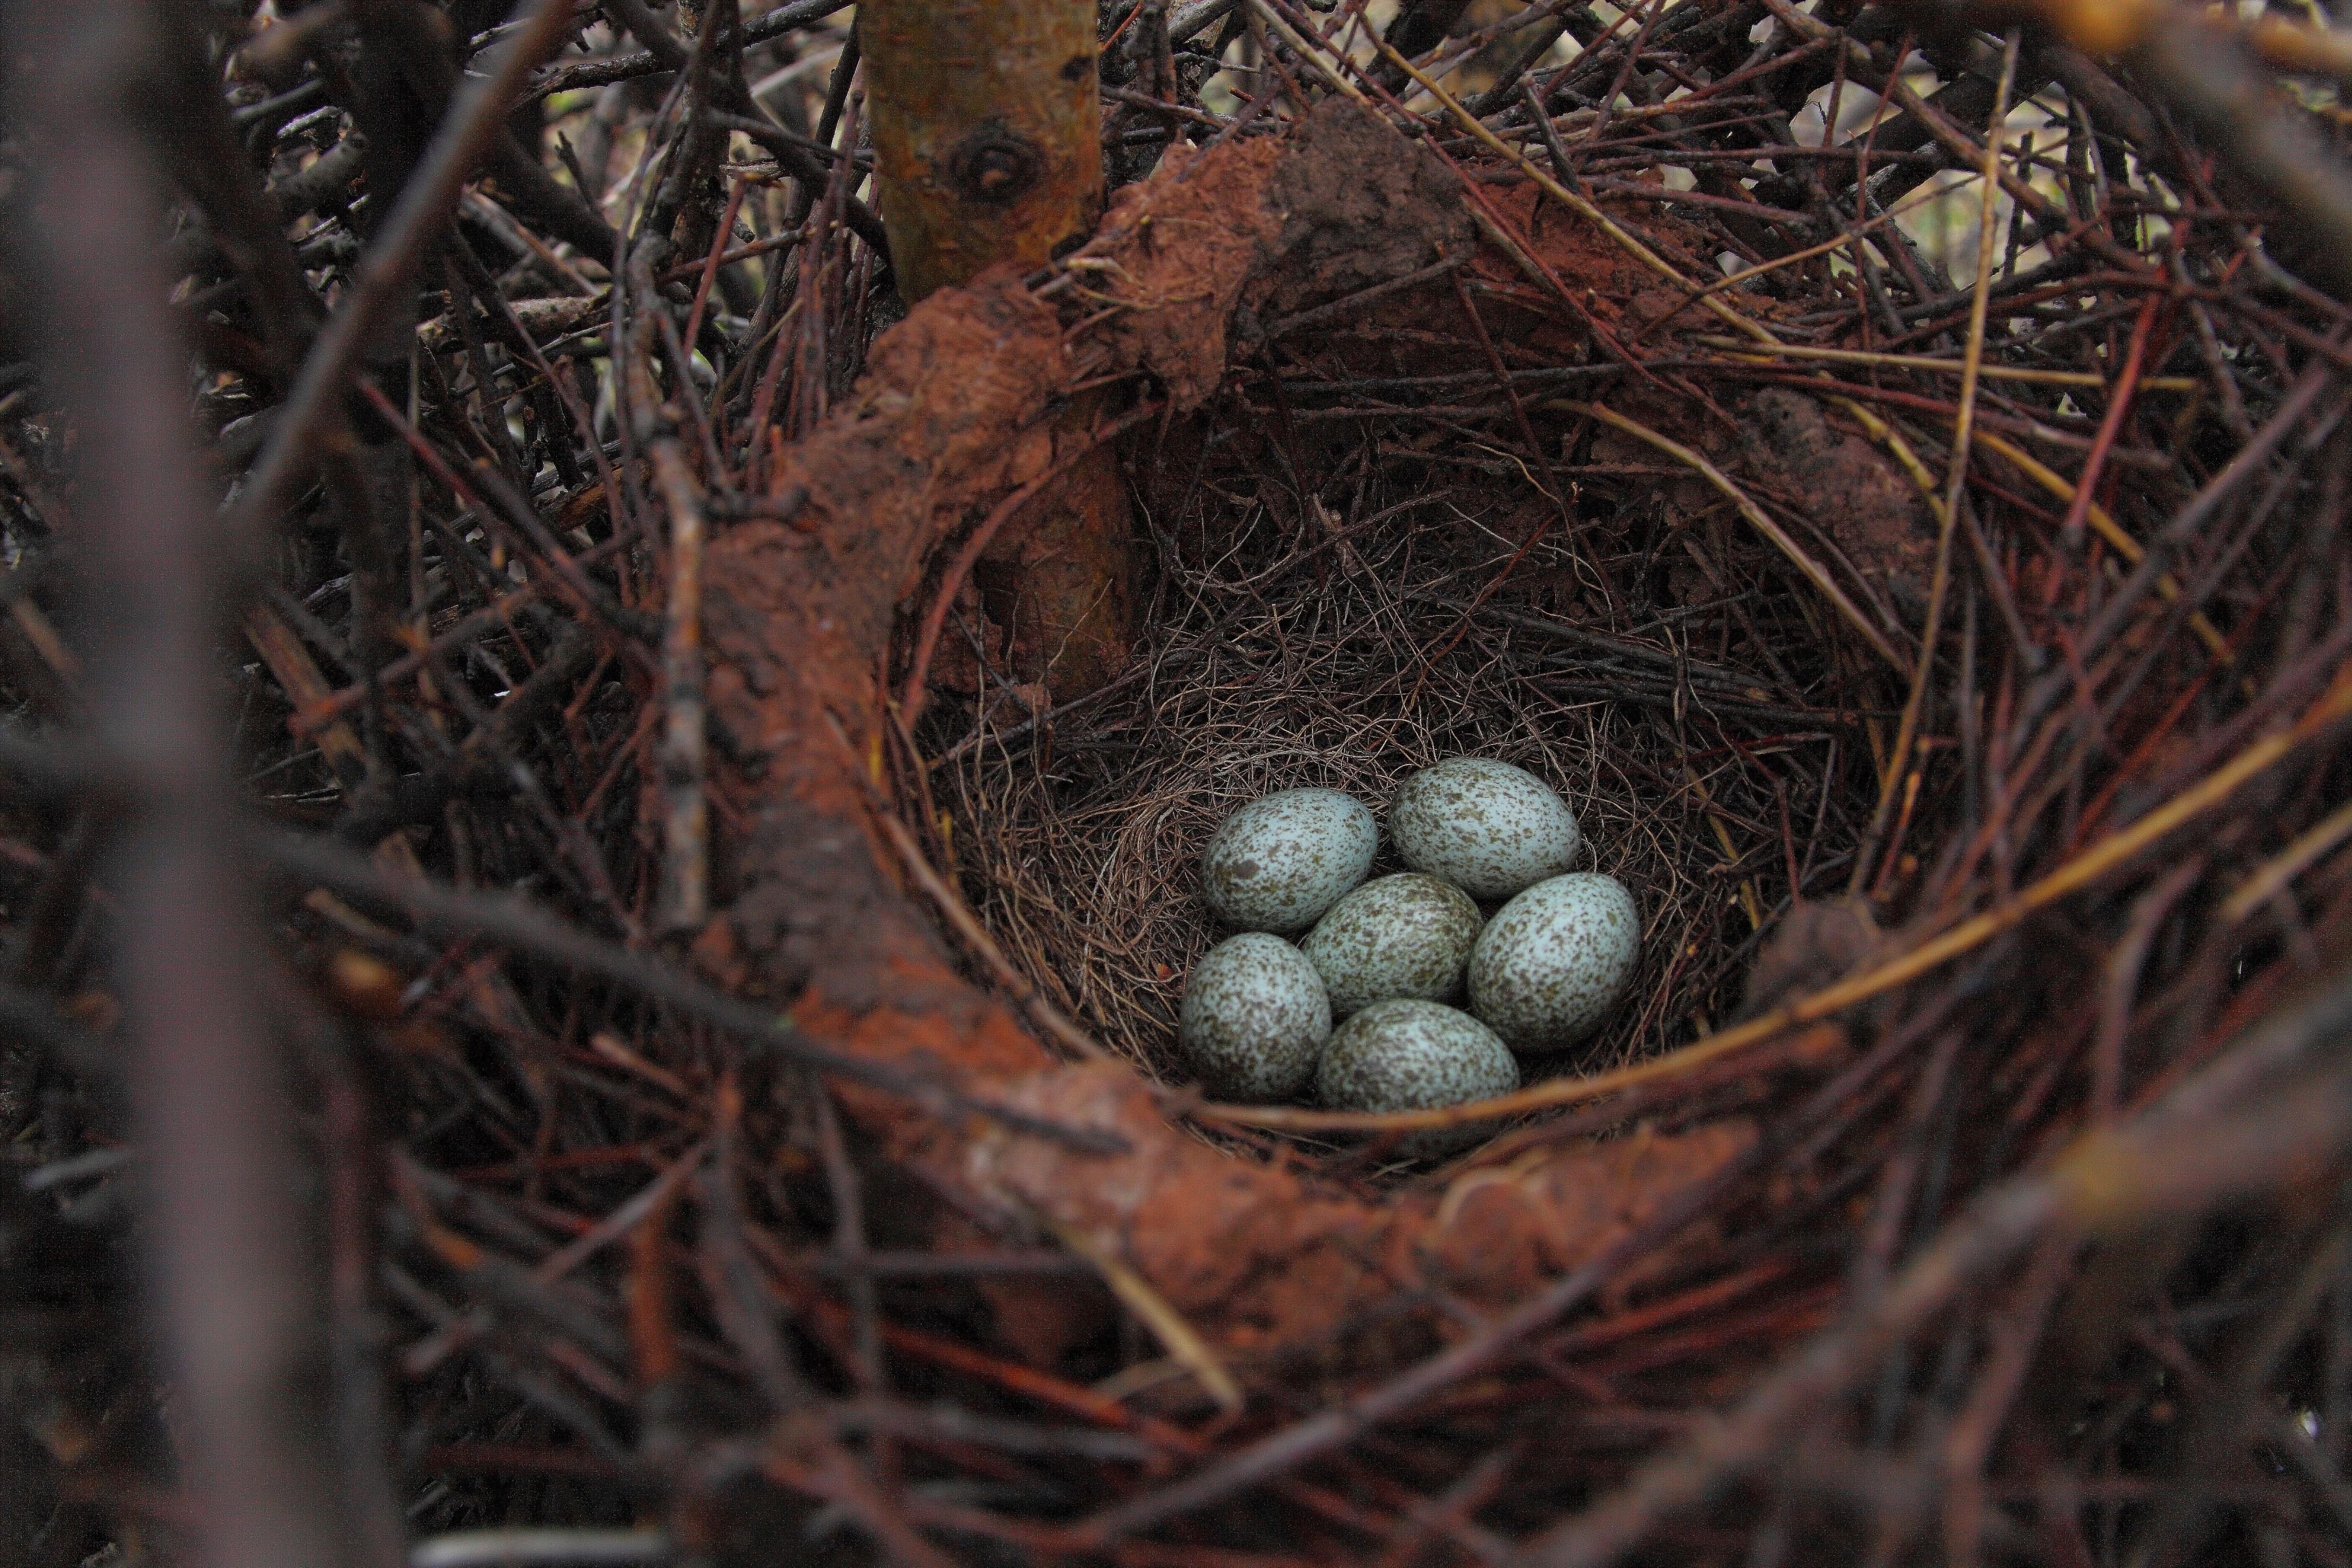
[1207,661,2352,1136]
[1045,1216,1244,1413]
[1975,431,2236,668]
[1693,337,2197,394]
[2221,797,2352,924]
[1856,31,2016,896]
[1370,33,1781,347]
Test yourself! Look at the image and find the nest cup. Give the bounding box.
[938,372,1884,1111]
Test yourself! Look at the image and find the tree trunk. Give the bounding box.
[861,0,1138,700]
[862,0,1104,300]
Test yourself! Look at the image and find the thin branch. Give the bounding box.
[228,0,583,546]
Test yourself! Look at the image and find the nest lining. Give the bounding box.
[942,396,1886,1096]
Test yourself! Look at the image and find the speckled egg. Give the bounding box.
[1300,873,1484,1018]
[1177,933,1333,1100]
[1315,1000,1520,1155]
[1467,873,1640,1055]
[1389,758,1581,901]
[1201,788,1378,933]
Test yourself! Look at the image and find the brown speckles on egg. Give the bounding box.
[1389,758,1581,901]
[1201,788,1378,932]
[1177,933,1333,1100]
[1300,873,1482,1017]
[1314,1000,1519,1156]
[1467,873,1640,1054]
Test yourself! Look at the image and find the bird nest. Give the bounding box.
[940,383,1863,1095]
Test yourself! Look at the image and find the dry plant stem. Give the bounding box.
[607,14,725,935]
[2221,796,2352,922]
[1970,431,2235,669]
[862,0,1104,302]
[2130,19,2352,298]
[1042,1216,1244,1413]
[1078,1110,1776,1546]
[8,6,351,1568]
[1551,401,1910,672]
[1079,1017,1938,1545]
[320,1046,407,1568]
[250,828,1121,1152]
[600,1,889,257]
[2059,293,2159,549]
[525,0,853,99]
[244,602,369,786]
[1937,1232,2074,1564]
[898,400,1167,719]
[408,1528,673,1568]
[2063,354,2342,696]
[979,436,1140,699]
[648,441,710,933]
[1696,337,2195,393]
[1958,0,2352,295]
[1769,0,2081,260]
[871,806,1114,1063]
[1377,34,1778,349]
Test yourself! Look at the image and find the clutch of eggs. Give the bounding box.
[1184,761,1641,1142]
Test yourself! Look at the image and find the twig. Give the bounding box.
[2057,293,2161,550]
[1378,31,1780,349]
[873,808,1114,1063]
[1690,336,2196,393]
[410,1528,673,1568]
[1514,966,2352,1567]
[228,0,583,544]
[247,827,1129,1154]
[1077,1120,1764,1543]
[1550,401,1910,672]
[648,440,710,935]
[1852,30,2018,896]
[524,0,855,100]
[899,399,1168,721]
[9,6,351,1567]
[1045,1215,1244,1415]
